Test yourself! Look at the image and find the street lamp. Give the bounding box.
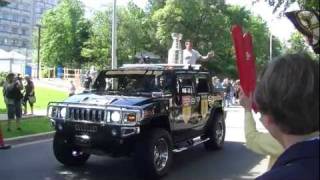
[35,24,41,79]
[111,0,117,69]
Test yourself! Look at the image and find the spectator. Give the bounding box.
[68,80,76,96]
[183,40,214,65]
[2,73,23,131]
[222,78,232,107]
[251,53,319,179]
[22,75,35,115]
[234,79,240,104]
[83,72,92,90]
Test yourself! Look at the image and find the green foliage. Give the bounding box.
[81,10,112,69]
[39,0,90,68]
[0,86,68,113]
[117,2,153,65]
[37,0,284,78]
[1,116,53,139]
[259,0,319,13]
[151,1,280,77]
[284,32,318,60]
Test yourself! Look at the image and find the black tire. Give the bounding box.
[204,113,226,151]
[53,133,90,166]
[134,128,173,179]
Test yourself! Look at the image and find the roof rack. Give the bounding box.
[120,64,202,70]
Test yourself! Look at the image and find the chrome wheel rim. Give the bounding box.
[153,138,169,172]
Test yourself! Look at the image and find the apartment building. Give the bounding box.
[0,0,57,51]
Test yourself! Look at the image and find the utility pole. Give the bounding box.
[111,0,117,69]
[36,24,41,79]
[270,32,272,61]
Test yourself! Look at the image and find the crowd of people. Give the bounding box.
[212,76,241,107]
[2,73,35,131]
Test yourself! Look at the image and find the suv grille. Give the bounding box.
[68,108,105,122]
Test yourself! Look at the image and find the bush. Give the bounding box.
[0,72,8,87]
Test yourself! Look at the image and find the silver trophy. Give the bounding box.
[168,33,183,64]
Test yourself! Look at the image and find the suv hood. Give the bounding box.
[63,93,152,106]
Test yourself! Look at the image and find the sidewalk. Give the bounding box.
[0,109,47,121]
[33,78,84,93]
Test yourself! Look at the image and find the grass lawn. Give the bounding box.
[0,86,68,113]
[0,116,54,139]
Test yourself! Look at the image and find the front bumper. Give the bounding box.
[51,119,140,155]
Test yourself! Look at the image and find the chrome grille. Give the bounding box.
[68,107,105,122]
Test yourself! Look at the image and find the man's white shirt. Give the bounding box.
[183,49,201,64]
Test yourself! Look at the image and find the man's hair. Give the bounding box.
[254,53,319,135]
[185,39,192,44]
[6,73,15,82]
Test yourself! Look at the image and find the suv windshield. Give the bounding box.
[92,71,162,94]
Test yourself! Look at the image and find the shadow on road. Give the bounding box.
[54,141,265,180]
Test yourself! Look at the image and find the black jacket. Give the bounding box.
[256,138,319,180]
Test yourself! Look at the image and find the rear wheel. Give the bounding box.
[53,133,90,166]
[134,129,173,179]
[204,113,226,150]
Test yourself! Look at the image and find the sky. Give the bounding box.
[81,0,300,42]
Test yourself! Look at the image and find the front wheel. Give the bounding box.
[53,133,90,166]
[204,113,226,151]
[134,129,173,179]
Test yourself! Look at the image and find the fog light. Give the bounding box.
[58,124,63,131]
[111,129,117,136]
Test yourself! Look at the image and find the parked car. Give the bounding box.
[47,64,226,178]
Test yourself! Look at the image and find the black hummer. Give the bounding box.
[47,64,226,178]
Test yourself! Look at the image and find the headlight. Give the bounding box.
[111,111,121,122]
[60,107,67,118]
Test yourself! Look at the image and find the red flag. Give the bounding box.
[231,25,246,90]
[231,25,257,112]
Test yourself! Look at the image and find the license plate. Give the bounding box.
[74,124,98,133]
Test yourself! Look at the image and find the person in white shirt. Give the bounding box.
[183,40,214,64]
[69,80,76,96]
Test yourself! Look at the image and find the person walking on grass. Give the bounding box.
[23,75,35,115]
[2,73,23,131]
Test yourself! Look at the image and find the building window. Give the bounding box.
[22,40,29,47]
[21,29,27,35]
[11,27,18,34]
[12,39,18,46]
[12,14,19,22]
[4,38,8,45]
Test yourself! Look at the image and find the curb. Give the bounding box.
[4,131,55,146]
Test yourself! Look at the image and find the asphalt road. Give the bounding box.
[0,106,268,180]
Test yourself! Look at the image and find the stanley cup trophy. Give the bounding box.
[168,33,183,64]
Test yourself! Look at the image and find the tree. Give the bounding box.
[284,32,318,60]
[117,2,152,65]
[40,0,90,68]
[151,0,281,77]
[81,10,112,69]
[258,0,319,13]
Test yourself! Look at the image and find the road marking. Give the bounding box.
[13,139,53,148]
